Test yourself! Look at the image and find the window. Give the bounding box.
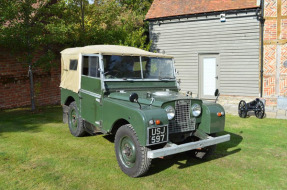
[82,56,100,78]
[69,60,78,70]
[103,55,141,79]
[141,57,175,79]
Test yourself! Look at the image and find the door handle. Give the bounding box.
[215,76,218,79]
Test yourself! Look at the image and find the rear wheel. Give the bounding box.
[68,102,86,137]
[115,124,151,177]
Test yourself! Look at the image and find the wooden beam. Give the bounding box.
[264,0,287,45]
[265,16,287,20]
[264,39,287,45]
[264,17,276,20]
[277,0,282,39]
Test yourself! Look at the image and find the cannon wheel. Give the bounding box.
[238,100,247,118]
[255,100,265,119]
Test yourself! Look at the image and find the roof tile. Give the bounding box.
[146,0,259,20]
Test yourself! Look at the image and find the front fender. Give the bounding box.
[102,98,168,146]
[198,102,225,134]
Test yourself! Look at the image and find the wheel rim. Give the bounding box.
[255,101,265,119]
[118,136,136,168]
[69,108,78,132]
[238,101,247,117]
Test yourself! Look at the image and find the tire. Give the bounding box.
[189,134,217,160]
[115,124,151,177]
[238,100,247,118]
[68,102,86,137]
[255,100,265,119]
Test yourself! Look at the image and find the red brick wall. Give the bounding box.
[264,20,277,40]
[263,45,276,97]
[0,49,61,109]
[264,0,287,106]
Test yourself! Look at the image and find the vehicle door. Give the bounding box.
[80,54,103,127]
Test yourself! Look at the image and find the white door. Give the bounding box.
[199,55,219,99]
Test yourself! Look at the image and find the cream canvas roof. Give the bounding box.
[60,45,173,93]
[61,45,173,58]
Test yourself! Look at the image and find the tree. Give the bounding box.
[119,0,152,15]
[64,0,151,49]
[0,0,63,111]
[0,0,152,110]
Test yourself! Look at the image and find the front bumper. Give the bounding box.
[147,134,230,159]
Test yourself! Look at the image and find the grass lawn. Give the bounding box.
[0,106,286,190]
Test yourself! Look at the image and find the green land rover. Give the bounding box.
[60,45,230,177]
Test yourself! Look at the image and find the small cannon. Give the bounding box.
[238,98,265,119]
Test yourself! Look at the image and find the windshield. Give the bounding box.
[103,55,141,79]
[142,57,175,79]
[103,55,174,80]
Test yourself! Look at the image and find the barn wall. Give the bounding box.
[149,11,260,97]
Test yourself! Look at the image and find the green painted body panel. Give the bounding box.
[61,88,80,108]
[198,101,225,134]
[80,76,102,125]
[81,76,102,93]
[108,90,191,107]
[102,98,168,145]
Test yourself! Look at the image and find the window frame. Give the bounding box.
[102,55,176,81]
[81,54,101,79]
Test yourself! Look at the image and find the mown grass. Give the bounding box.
[0,106,286,190]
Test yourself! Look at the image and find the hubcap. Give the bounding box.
[119,136,136,168]
[69,109,78,131]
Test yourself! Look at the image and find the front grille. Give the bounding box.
[168,100,196,134]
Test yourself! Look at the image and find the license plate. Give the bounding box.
[148,126,168,145]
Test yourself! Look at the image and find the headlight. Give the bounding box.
[191,104,201,117]
[165,106,175,120]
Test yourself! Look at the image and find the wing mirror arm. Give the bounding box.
[129,93,142,109]
[214,89,220,103]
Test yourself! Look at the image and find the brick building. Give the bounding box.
[0,49,61,109]
[146,0,287,119]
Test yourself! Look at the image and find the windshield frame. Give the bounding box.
[102,55,176,81]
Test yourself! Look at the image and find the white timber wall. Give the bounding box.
[149,11,260,97]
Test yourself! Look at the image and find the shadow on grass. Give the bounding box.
[0,106,62,136]
[145,131,242,177]
[103,135,115,143]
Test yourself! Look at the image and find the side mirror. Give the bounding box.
[129,93,139,102]
[214,89,220,103]
[130,93,141,109]
[214,89,219,97]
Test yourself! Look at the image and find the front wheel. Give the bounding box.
[115,124,151,177]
